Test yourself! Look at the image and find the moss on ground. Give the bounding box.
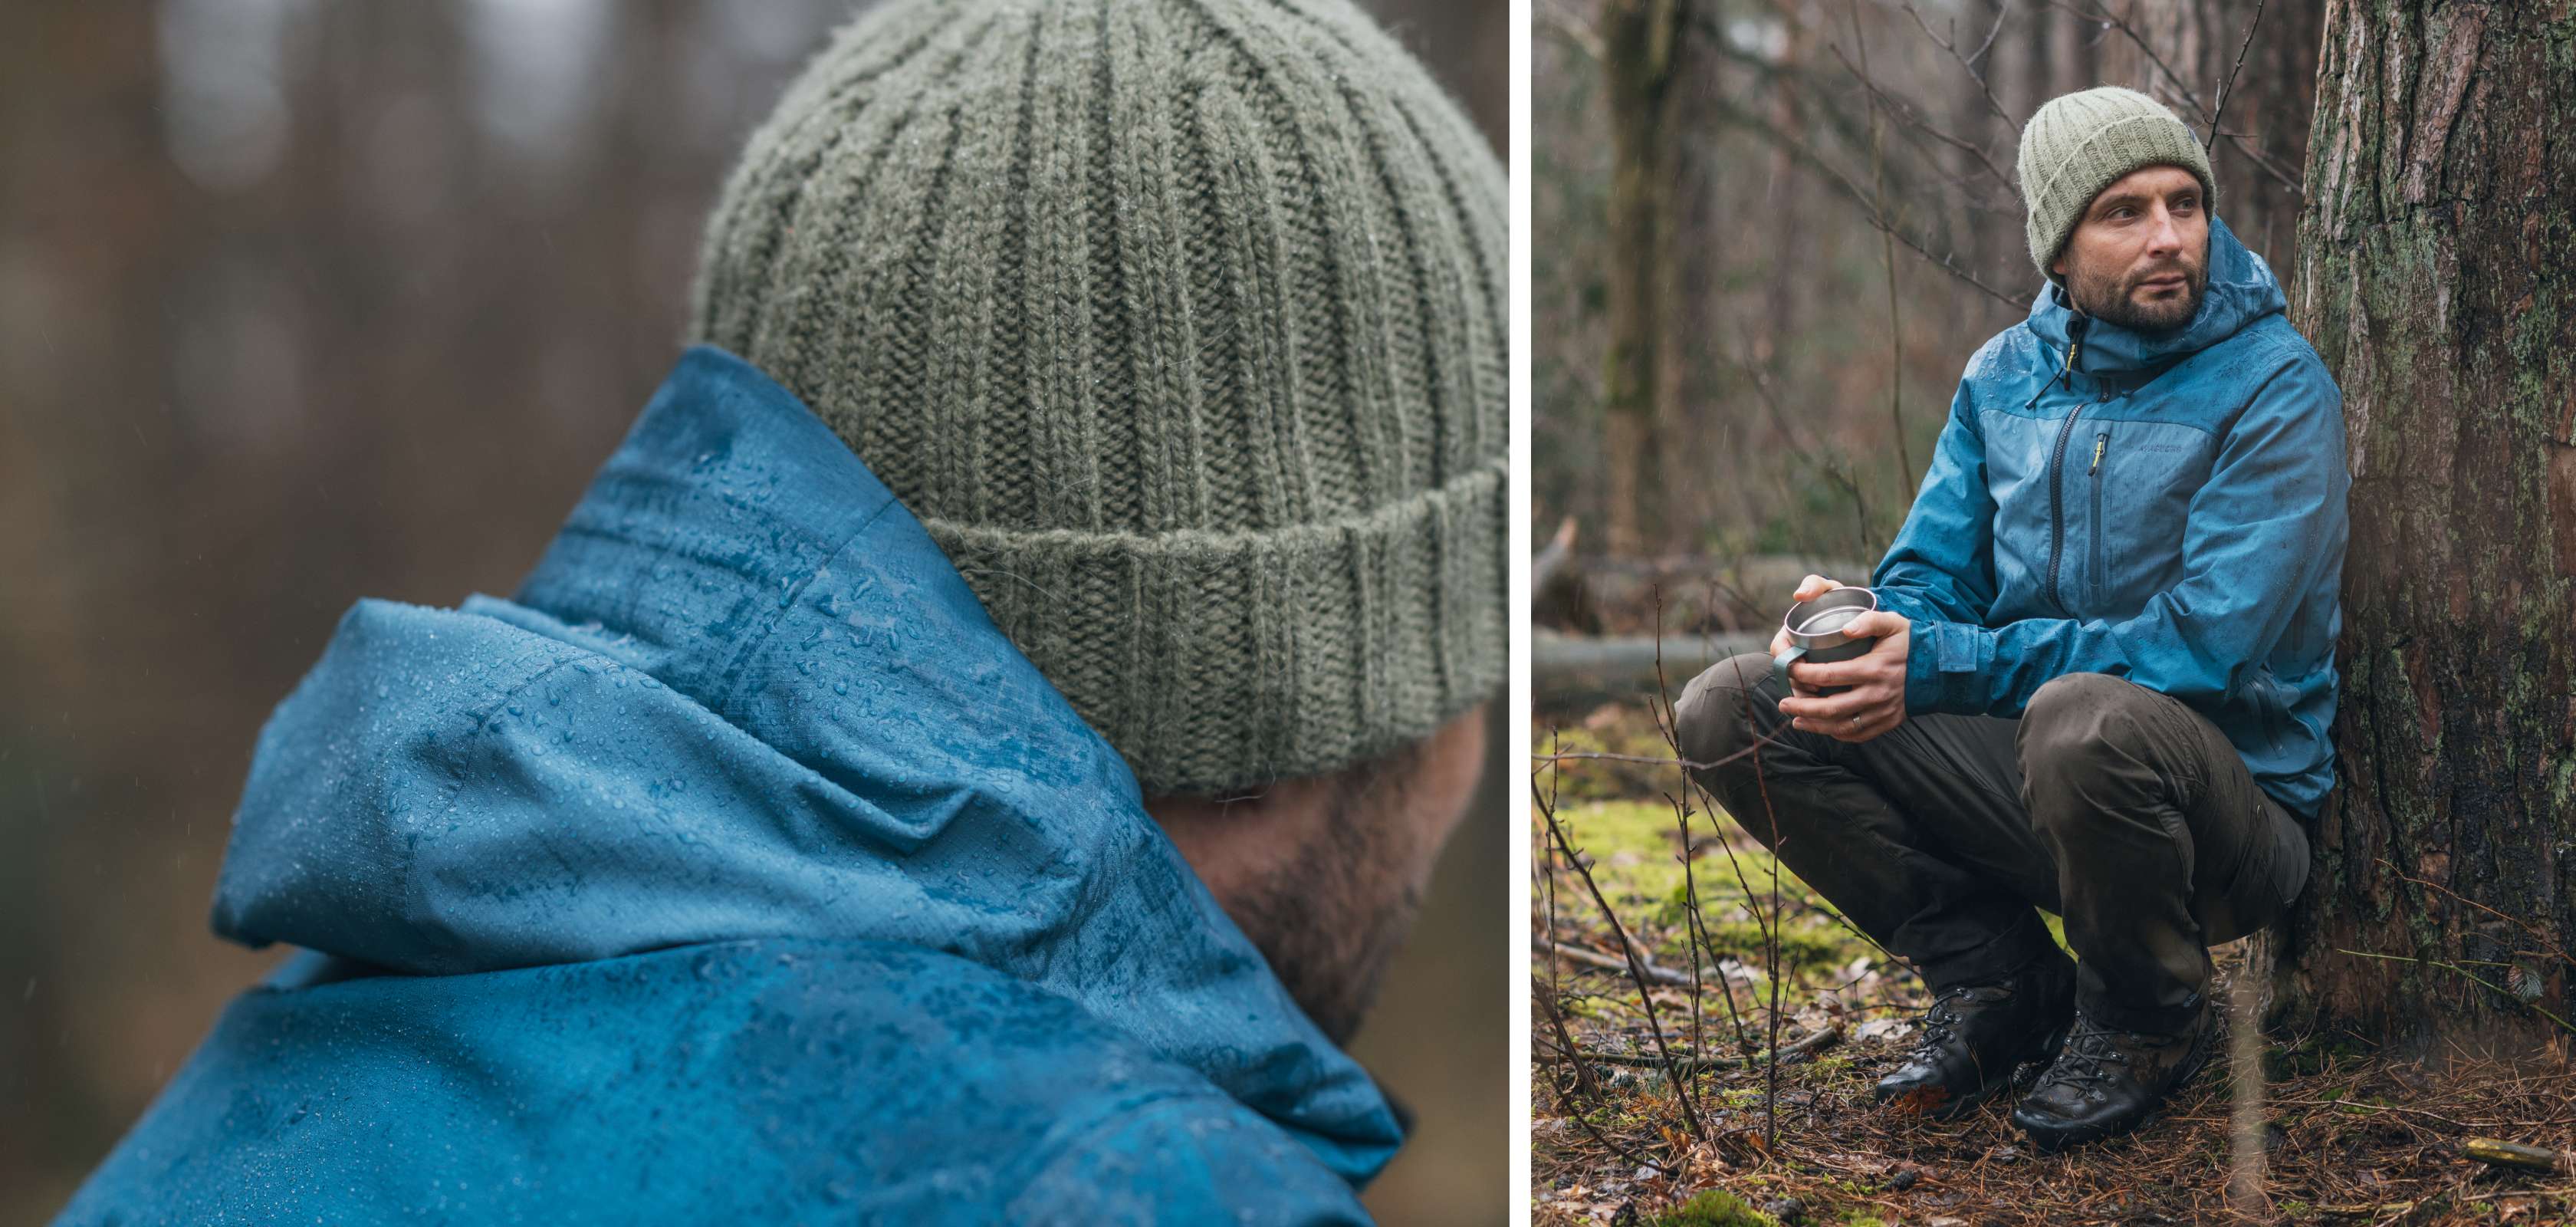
[1648,1189,1777,1226]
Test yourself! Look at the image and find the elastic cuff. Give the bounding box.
[1903,619,1992,715]
[1902,620,1944,713]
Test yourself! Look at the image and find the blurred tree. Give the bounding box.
[1599,0,1694,555]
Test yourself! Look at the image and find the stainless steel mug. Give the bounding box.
[1771,587,1881,696]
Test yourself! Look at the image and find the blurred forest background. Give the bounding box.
[0,2,1507,1223]
[1532,0,2318,656]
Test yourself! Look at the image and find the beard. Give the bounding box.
[1217,757,1429,1047]
[2068,248,2207,333]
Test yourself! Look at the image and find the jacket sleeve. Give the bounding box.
[1870,379,2001,629]
[1902,350,2348,716]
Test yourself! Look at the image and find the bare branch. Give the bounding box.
[1698,93,2032,310]
[1534,778,1709,1137]
[2046,0,2305,196]
[1822,38,2018,204]
[2049,0,2213,123]
[1899,0,2017,133]
[2208,0,2269,143]
[1539,1023,1845,1072]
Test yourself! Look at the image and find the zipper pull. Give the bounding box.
[2090,434,2107,475]
[2064,314,2090,375]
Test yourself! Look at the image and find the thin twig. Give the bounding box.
[1822,39,2019,202]
[1536,778,1709,1138]
[1543,1023,1845,1073]
[2207,0,2269,145]
[1536,935,1700,988]
[1898,0,2016,131]
[1650,587,1759,1058]
[2045,0,2304,196]
[1537,989,1671,1174]
[1652,592,1709,1061]
[1695,86,2034,310]
[1529,716,1799,773]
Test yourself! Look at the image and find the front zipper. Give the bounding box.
[2043,317,2089,615]
[2087,433,2108,604]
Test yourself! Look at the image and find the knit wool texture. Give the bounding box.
[2017,86,2216,282]
[688,0,1507,798]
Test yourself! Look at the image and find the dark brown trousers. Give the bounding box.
[1672,655,2311,1032]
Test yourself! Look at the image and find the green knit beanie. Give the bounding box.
[2017,86,2216,283]
[688,0,1507,798]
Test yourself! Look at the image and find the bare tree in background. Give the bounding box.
[1598,0,1693,555]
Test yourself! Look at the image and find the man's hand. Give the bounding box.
[1766,574,1845,659]
[1773,574,1911,743]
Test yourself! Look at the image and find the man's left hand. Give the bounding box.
[1778,612,1911,742]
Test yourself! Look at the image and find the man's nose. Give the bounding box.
[2144,205,2186,258]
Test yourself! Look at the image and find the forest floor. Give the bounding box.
[1531,702,2576,1227]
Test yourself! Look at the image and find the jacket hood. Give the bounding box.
[2026,214,2286,376]
[205,345,1401,1180]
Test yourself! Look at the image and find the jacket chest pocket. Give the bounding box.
[2088,421,2216,609]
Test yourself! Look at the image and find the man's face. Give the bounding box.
[2050,164,2210,333]
[1146,702,1490,1044]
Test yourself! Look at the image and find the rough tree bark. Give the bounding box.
[2265,2,2576,1051]
[1599,0,1685,556]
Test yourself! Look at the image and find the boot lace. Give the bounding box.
[1907,984,1974,1054]
[2040,1013,2156,1088]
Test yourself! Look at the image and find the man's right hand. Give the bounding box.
[1769,574,1846,685]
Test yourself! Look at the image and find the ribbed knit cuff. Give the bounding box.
[926,459,1506,797]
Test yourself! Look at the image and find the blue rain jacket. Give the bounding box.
[58,347,1402,1225]
[1871,215,2349,818]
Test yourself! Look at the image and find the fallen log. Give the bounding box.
[1535,629,1771,706]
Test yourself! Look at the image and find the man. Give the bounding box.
[1675,86,2347,1151]
[58,0,1503,1222]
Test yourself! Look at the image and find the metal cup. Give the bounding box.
[1772,587,1882,696]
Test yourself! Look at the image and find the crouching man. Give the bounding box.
[1675,87,2348,1151]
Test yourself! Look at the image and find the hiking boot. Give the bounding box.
[2010,995,2218,1151]
[1873,951,2075,1121]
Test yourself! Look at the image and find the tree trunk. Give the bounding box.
[2265,1,2576,1051]
[1657,5,1726,553]
[1599,0,1682,557]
